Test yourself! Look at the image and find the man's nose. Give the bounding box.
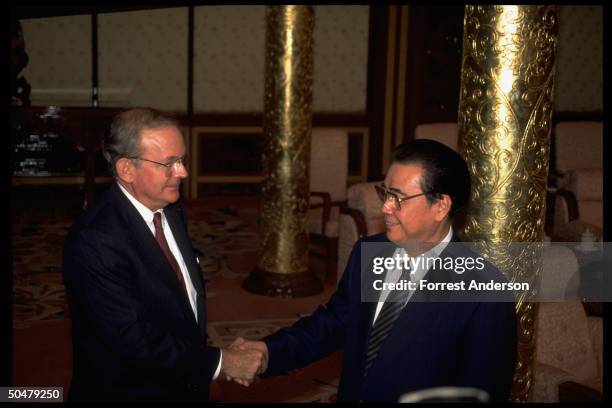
[380,198,394,214]
[173,162,188,178]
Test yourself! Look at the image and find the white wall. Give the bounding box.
[20,5,601,113]
[193,6,265,112]
[21,15,91,107]
[21,5,369,113]
[97,7,188,111]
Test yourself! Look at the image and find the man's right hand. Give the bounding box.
[224,337,269,386]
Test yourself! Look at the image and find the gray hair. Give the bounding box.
[102,108,179,177]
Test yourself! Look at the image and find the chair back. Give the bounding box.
[310,128,348,202]
[346,181,385,231]
[535,247,599,388]
[337,181,385,280]
[553,122,603,231]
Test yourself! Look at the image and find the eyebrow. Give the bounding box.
[161,154,186,161]
[381,183,406,196]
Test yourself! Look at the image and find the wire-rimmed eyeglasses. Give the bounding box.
[375,184,431,211]
[128,155,188,174]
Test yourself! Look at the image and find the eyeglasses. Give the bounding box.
[375,184,431,211]
[129,155,188,174]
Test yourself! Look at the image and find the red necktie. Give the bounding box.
[153,212,187,293]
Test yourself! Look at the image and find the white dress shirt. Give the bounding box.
[117,183,222,379]
[372,226,453,324]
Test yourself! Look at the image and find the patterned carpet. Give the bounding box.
[13,220,71,327]
[11,195,341,402]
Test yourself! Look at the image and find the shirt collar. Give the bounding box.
[117,182,163,225]
[394,225,453,270]
[426,225,453,259]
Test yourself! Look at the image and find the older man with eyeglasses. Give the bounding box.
[62,108,264,402]
[229,138,517,402]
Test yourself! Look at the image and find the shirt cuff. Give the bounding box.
[212,349,222,380]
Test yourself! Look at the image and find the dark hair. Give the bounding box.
[103,108,179,177]
[389,138,471,216]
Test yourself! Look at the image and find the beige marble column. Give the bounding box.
[243,6,321,297]
[457,5,558,402]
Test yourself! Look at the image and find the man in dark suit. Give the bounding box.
[230,139,517,402]
[62,108,263,402]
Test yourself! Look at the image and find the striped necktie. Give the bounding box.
[363,265,412,377]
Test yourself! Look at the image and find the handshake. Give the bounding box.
[220,337,269,386]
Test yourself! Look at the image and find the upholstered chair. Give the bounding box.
[531,245,603,402]
[551,121,602,241]
[336,181,385,281]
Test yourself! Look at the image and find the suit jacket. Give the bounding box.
[264,233,517,402]
[62,183,219,402]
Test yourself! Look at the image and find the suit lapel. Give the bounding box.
[358,240,398,372]
[407,234,462,303]
[110,185,200,327]
[164,203,207,334]
[387,234,464,336]
[361,235,460,380]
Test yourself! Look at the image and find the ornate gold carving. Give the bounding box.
[457,5,558,402]
[259,6,315,276]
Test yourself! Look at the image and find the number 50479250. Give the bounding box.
[2,387,62,402]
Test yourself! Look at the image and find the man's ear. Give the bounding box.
[116,158,135,183]
[434,194,452,221]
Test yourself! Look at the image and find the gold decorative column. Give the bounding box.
[243,6,321,297]
[457,5,558,402]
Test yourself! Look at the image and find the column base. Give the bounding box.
[243,267,323,298]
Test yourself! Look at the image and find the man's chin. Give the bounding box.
[385,230,402,245]
[385,231,416,248]
[164,190,180,203]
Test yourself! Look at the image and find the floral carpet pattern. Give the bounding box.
[186,204,259,280]
[12,221,72,328]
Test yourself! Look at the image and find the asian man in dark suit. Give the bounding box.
[229,139,517,402]
[62,108,263,402]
